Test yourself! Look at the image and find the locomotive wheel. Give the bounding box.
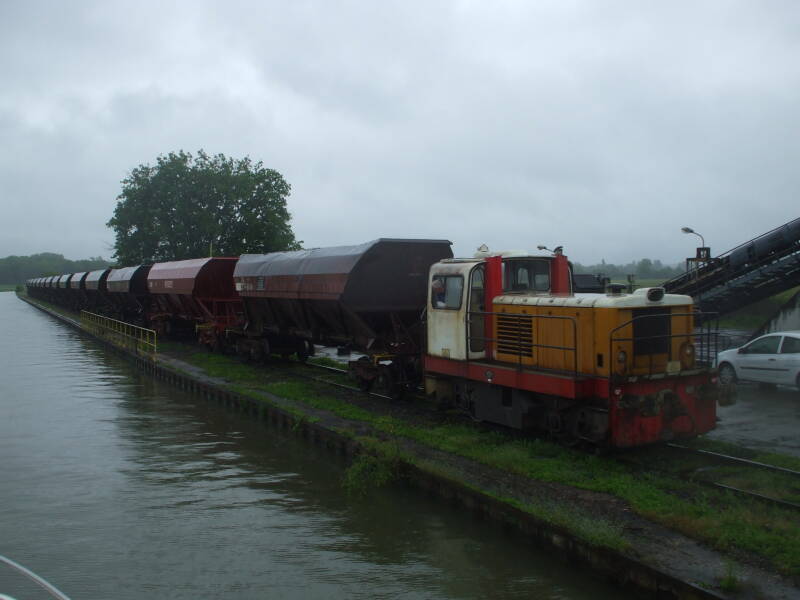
[354,356,375,392]
[717,363,737,385]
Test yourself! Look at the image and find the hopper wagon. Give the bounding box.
[106,265,152,324]
[67,272,89,311]
[84,268,112,314]
[232,239,453,384]
[147,257,241,346]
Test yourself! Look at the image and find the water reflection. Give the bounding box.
[0,294,624,599]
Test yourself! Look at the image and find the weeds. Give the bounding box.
[719,560,741,593]
[342,453,399,498]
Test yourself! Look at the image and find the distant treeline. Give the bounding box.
[0,253,111,284]
[1,252,683,285]
[572,258,683,280]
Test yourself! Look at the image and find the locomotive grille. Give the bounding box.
[496,313,533,357]
[632,308,670,355]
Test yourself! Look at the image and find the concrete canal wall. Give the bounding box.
[18,293,780,600]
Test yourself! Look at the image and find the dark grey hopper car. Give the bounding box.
[42,275,62,303]
[52,274,74,307]
[106,265,152,323]
[84,268,113,314]
[234,239,453,359]
[67,272,89,311]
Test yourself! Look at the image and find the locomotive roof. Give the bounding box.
[494,288,694,308]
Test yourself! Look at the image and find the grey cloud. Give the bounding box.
[1,0,799,266]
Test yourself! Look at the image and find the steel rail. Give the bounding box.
[703,481,800,512]
[666,443,800,479]
[279,360,405,402]
[616,458,800,513]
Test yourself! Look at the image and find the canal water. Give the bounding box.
[0,293,624,599]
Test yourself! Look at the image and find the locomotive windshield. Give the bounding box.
[503,259,550,293]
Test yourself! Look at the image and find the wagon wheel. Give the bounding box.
[357,376,374,392]
[355,356,374,392]
[296,341,310,363]
[259,339,272,364]
[376,366,404,401]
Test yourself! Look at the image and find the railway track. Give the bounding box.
[666,443,800,478]
[215,349,800,515]
[283,358,424,404]
[624,443,800,513]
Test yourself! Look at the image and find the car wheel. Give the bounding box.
[718,362,737,385]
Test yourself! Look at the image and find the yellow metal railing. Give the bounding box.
[80,311,157,358]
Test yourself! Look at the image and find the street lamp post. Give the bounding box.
[681,226,711,277]
[681,226,705,249]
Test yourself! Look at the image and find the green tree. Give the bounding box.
[107,150,301,265]
[0,253,110,284]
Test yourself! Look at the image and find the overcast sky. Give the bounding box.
[1,1,798,265]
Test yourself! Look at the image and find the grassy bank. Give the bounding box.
[179,348,800,578]
[0,284,21,292]
[717,287,800,331]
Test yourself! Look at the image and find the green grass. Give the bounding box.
[168,346,800,576]
[718,286,800,331]
[0,284,22,292]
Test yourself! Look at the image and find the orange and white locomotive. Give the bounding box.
[423,247,719,447]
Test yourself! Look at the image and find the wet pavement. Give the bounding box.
[708,383,800,457]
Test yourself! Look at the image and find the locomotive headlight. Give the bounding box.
[679,342,695,368]
[617,350,627,363]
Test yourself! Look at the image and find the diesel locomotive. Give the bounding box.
[25,238,721,448]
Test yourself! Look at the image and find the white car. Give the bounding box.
[717,331,800,389]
